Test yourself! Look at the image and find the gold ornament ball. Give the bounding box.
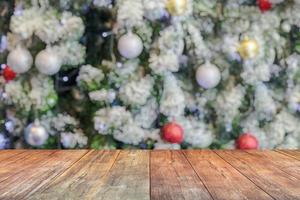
[238,38,260,59]
[166,0,188,16]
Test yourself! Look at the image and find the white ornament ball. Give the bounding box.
[24,122,49,147]
[7,47,33,73]
[117,33,143,59]
[196,62,221,89]
[35,50,62,75]
[61,133,77,148]
[281,21,291,33]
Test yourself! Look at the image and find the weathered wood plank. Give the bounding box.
[150,150,212,200]
[0,150,26,162]
[0,150,88,200]
[0,150,39,167]
[0,150,59,182]
[29,150,120,200]
[246,150,300,180]
[0,150,298,200]
[89,150,150,200]
[184,150,273,200]
[216,150,300,200]
[276,150,300,161]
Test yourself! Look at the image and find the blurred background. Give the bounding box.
[0,0,300,150]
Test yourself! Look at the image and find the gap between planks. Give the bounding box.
[181,151,215,200]
[243,150,300,180]
[275,150,300,161]
[28,150,149,200]
[213,150,276,200]
[150,150,213,200]
[215,150,300,200]
[0,150,27,163]
[0,150,299,200]
[183,150,274,200]
[26,149,93,197]
[0,150,59,185]
[0,150,89,200]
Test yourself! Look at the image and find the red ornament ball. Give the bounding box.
[2,65,16,82]
[236,133,259,150]
[257,0,272,12]
[162,122,184,144]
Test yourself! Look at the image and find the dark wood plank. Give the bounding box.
[150,150,212,200]
[184,150,273,200]
[246,150,300,180]
[29,150,120,200]
[276,150,300,161]
[0,150,88,200]
[216,150,300,200]
[90,150,150,200]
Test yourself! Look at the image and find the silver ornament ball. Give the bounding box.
[7,47,33,73]
[0,133,10,149]
[24,122,49,147]
[196,62,221,89]
[35,49,62,75]
[117,33,143,59]
[61,133,77,148]
[281,21,291,33]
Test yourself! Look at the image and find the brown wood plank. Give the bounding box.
[184,150,273,200]
[89,150,150,200]
[276,150,300,161]
[150,150,212,200]
[216,150,300,200]
[246,150,300,180]
[0,150,26,162]
[0,150,59,168]
[0,150,59,182]
[31,150,149,200]
[28,150,120,200]
[0,150,88,200]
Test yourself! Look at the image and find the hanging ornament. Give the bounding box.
[196,62,221,89]
[281,21,291,33]
[35,49,62,75]
[7,46,33,73]
[236,133,259,150]
[4,119,15,133]
[162,122,184,144]
[60,133,77,148]
[257,0,272,12]
[0,133,10,149]
[166,0,188,16]
[238,37,260,59]
[117,33,143,59]
[24,121,49,147]
[1,65,16,82]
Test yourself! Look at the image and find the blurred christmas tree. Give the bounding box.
[0,0,300,150]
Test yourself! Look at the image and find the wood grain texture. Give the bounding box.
[0,150,299,200]
[29,150,120,200]
[0,150,59,182]
[0,150,26,162]
[0,150,88,200]
[184,150,273,200]
[150,150,212,200]
[246,150,300,180]
[276,150,300,161]
[89,150,150,200]
[216,150,300,200]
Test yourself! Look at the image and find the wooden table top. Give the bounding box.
[0,150,299,200]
